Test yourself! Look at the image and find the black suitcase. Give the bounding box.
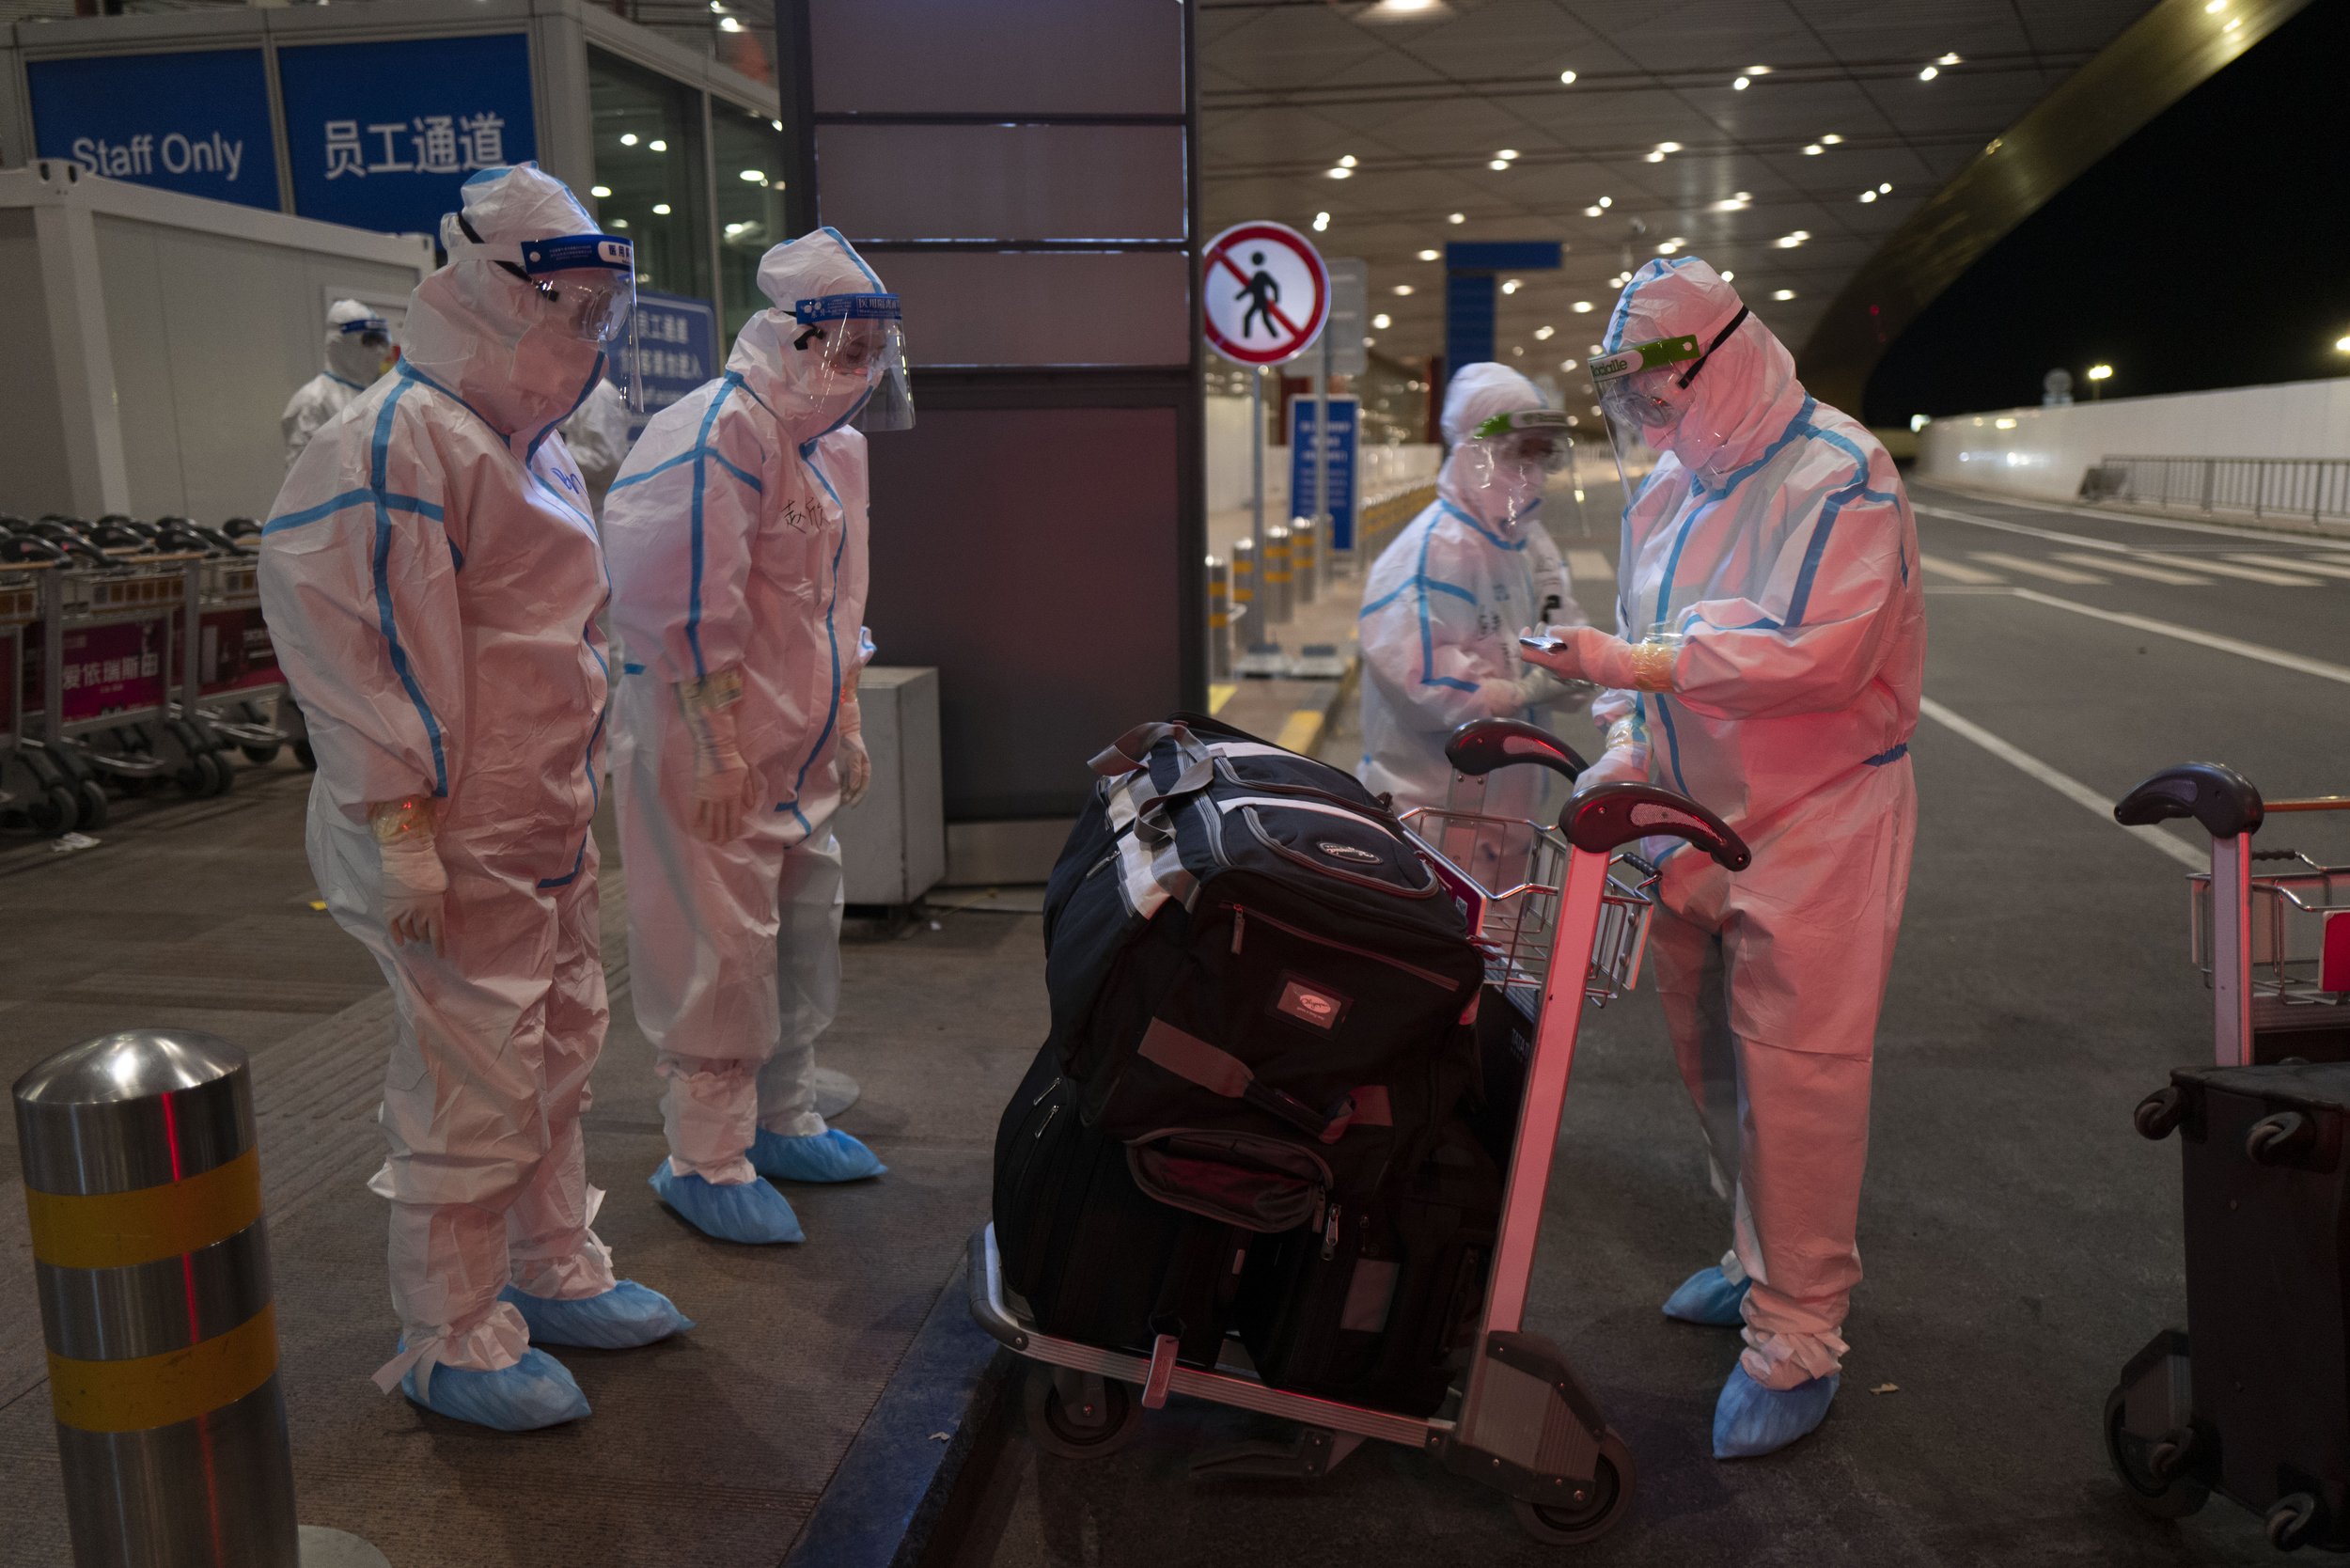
[1235,1119,1503,1416]
[2112,1061,2350,1550]
[1042,715,1485,1204]
[993,1049,1249,1366]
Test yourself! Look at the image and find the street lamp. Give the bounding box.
[2087,363,2114,400]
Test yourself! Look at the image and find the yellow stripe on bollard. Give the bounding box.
[48,1303,280,1434]
[25,1145,262,1270]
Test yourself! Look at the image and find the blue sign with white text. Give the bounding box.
[624,291,720,439]
[27,51,279,211]
[277,34,537,237]
[1288,396,1360,550]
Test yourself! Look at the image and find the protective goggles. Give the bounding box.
[450,221,638,347]
[1590,309,1749,426]
[338,316,391,342]
[791,291,914,432]
[1469,407,1574,473]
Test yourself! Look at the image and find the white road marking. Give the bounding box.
[1917,696,2204,869]
[1915,488,2346,549]
[1565,549,1614,582]
[2230,553,2350,582]
[1918,501,2322,585]
[1918,552,2004,584]
[2052,552,2211,586]
[1968,550,2107,585]
[2007,588,2350,685]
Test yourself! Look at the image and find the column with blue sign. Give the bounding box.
[1288,396,1358,550]
[624,290,718,437]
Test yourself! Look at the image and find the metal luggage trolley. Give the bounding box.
[2104,762,2350,1547]
[0,559,81,833]
[970,717,1751,1546]
[185,547,299,766]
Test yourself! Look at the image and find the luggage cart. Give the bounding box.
[970,717,1751,1546]
[185,550,297,766]
[0,559,84,835]
[2106,761,2350,1551]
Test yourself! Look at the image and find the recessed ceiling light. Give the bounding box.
[1393,284,1415,296]
[1572,300,1593,313]
[1449,212,1465,224]
[1597,196,1611,208]
[1496,149,1519,161]
[620,133,638,147]
[1490,159,1510,171]
[590,184,612,198]
[740,168,764,182]
[1938,52,1962,64]
[1500,278,1521,294]
[1821,133,1844,145]
[1656,141,1682,153]
[1748,65,1772,75]
[1733,76,1750,90]
[1719,270,1734,281]
[1373,312,1392,328]
[1417,248,1440,260]
[1803,144,1824,156]
[1583,205,1603,217]
[1645,151,1666,163]
[649,139,667,151]
[1326,166,1353,180]
[1880,181,1892,193]
[1340,155,1358,168]
[1919,65,1938,80]
[1559,69,1578,85]
[1560,358,1577,370]
[1535,325,1555,339]
[651,202,671,214]
[1312,212,1330,231]
[1773,289,1795,300]
[1859,190,1877,203]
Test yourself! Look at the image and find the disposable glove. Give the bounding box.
[1476,678,1528,718]
[678,667,762,843]
[1574,715,1652,795]
[837,685,871,808]
[1521,624,1678,692]
[370,796,447,954]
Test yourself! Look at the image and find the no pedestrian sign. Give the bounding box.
[1203,221,1329,367]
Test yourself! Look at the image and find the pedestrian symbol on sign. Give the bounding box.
[1238,251,1281,339]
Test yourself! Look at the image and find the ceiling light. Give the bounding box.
[1584,206,1603,217]
[1338,155,1358,168]
[725,221,746,235]
[2207,0,2228,8]
[1559,69,1578,85]
[1449,212,1465,224]
[1500,278,1522,294]
[1312,211,1330,231]
[1719,270,1734,281]
[1859,190,1877,203]
[609,217,629,229]
[1880,181,1892,194]
[651,202,671,214]
[1919,65,1938,80]
[1749,65,1773,75]
[1512,346,1526,356]
[2335,334,2350,353]
[649,138,667,151]
[1418,248,1440,261]
[1572,300,1593,313]
[1364,0,1443,16]
[771,118,783,131]
[1373,312,1392,329]
[1490,159,1510,170]
[1645,151,1666,163]
[740,168,764,181]
[1802,144,1823,156]
[1598,196,1612,208]
[1714,196,1747,212]
[1774,229,1810,247]
[1535,325,1555,339]
[1733,76,1750,90]
[1393,284,1415,296]
[2225,16,2240,28]
[590,184,611,198]
[1656,141,1682,153]
[1363,336,1376,347]
[1326,166,1353,180]
[1821,133,1844,145]
[719,16,742,31]
[619,133,638,147]
[1773,289,1795,301]
[1496,149,1519,161]
[2087,364,2113,381]
[1938,52,1962,64]
[1560,358,1577,370]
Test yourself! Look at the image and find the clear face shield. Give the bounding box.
[450,224,642,411]
[1588,306,1748,504]
[341,316,394,373]
[1458,408,1573,525]
[791,292,914,432]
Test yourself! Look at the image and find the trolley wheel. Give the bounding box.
[2104,1387,2208,1519]
[2268,1493,2320,1552]
[294,738,317,772]
[1510,1435,1635,1546]
[75,779,109,833]
[1021,1365,1143,1460]
[241,743,281,766]
[27,785,79,838]
[207,751,237,797]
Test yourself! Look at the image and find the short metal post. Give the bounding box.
[1263,525,1292,628]
[14,1030,384,1566]
[1206,556,1232,682]
[2209,835,2253,1067]
[1230,537,1255,619]
[1291,516,1318,605]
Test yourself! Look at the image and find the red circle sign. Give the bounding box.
[1203,221,1329,367]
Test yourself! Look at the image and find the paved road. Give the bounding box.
[948,481,2349,1566]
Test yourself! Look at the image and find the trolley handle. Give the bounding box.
[2114,761,2264,839]
[1564,783,1751,871]
[1445,717,1590,781]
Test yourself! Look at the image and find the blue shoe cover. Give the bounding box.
[1662,1266,1751,1326]
[498,1280,695,1349]
[400,1347,588,1432]
[749,1126,887,1184]
[1712,1366,1840,1459]
[649,1162,805,1244]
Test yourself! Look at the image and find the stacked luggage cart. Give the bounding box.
[974,715,1749,1545]
[2107,762,2350,1553]
[0,513,298,837]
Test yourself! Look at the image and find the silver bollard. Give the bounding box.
[15,1030,321,1567]
[1290,516,1319,605]
[1263,525,1293,629]
[1207,555,1234,682]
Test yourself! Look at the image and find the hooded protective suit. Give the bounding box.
[281,298,389,465]
[603,227,889,1241]
[560,374,634,517]
[1538,258,1922,1441]
[1356,363,1590,821]
[259,165,682,1425]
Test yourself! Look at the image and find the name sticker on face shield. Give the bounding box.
[521,234,634,275]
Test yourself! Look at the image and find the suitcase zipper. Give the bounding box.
[1322,1203,1342,1262]
[1237,805,1438,899]
[1224,902,1459,991]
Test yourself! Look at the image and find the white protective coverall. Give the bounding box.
[603,227,880,1196]
[1580,258,1923,1395]
[560,374,634,516]
[1356,362,1590,821]
[259,166,641,1396]
[281,298,387,465]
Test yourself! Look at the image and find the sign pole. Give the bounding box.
[1315,328,1331,579]
[1250,366,1265,624]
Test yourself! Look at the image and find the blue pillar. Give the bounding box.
[1441,241,1564,404]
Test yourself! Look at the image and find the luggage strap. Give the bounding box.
[1138,1019,1391,1145]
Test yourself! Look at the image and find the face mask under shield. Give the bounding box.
[791,292,914,432]
[1458,408,1572,524]
[341,316,395,375]
[450,225,642,412]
